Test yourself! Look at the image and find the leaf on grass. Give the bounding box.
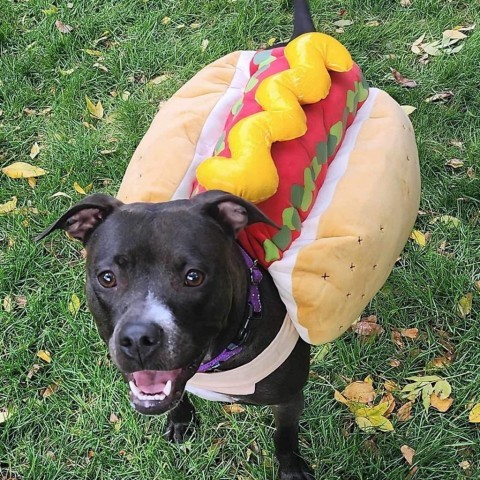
[148,74,171,85]
[381,392,396,416]
[82,49,103,57]
[351,315,384,337]
[30,142,40,159]
[3,295,13,312]
[0,408,11,424]
[391,69,417,88]
[161,16,171,25]
[333,19,354,27]
[27,364,42,379]
[43,5,59,14]
[427,356,452,370]
[201,39,209,52]
[37,350,52,363]
[68,294,81,315]
[28,177,37,188]
[267,38,277,47]
[0,197,18,215]
[93,62,108,72]
[400,328,419,339]
[410,230,426,246]
[469,403,480,423]
[384,380,398,392]
[388,358,401,367]
[445,158,464,169]
[430,393,453,412]
[55,20,73,33]
[430,215,461,228]
[401,105,416,115]
[397,401,413,421]
[425,91,453,103]
[401,445,415,465]
[42,382,59,398]
[74,182,93,195]
[391,329,405,348]
[2,162,47,178]
[343,381,375,404]
[51,191,72,199]
[223,404,245,414]
[400,0,412,6]
[85,96,104,119]
[457,293,473,318]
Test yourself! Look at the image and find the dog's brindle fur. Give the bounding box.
[37,3,318,478]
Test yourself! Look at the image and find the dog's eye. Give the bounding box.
[184,269,205,287]
[98,271,117,288]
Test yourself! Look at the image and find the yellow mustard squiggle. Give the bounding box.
[196,32,354,203]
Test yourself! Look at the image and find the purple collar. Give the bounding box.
[197,246,263,373]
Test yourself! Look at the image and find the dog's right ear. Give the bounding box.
[35,194,123,244]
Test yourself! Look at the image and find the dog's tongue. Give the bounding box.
[132,369,180,394]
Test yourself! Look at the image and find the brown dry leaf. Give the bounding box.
[401,445,415,465]
[467,167,475,179]
[457,293,473,318]
[27,364,42,379]
[30,142,40,159]
[223,404,245,414]
[42,382,59,398]
[428,356,452,370]
[391,329,405,348]
[445,158,464,169]
[384,380,398,392]
[55,20,73,34]
[400,328,419,339]
[430,393,453,412]
[109,413,119,423]
[388,358,401,367]
[397,401,413,421]
[382,392,396,416]
[0,196,18,215]
[2,162,47,178]
[14,295,27,308]
[351,315,384,337]
[391,69,417,88]
[148,74,171,85]
[343,381,375,404]
[37,350,52,363]
[425,91,453,103]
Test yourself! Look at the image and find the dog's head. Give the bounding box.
[37,191,275,414]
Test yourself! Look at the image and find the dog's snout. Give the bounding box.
[119,322,162,360]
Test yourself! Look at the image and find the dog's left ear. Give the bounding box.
[193,190,279,237]
[35,194,123,244]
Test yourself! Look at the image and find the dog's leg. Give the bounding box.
[272,391,314,480]
[164,393,197,443]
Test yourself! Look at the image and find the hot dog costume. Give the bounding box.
[117,33,420,399]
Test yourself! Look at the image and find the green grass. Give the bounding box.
[1,0,479,478]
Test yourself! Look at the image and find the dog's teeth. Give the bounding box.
[159,393,166,401]
[129,381,141,396]
[164,380,172,396]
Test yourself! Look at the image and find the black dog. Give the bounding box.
[37,2,317,479]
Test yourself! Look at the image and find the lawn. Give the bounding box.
[1,0,479,479]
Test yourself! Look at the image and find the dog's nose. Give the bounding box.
[119,322,162,361]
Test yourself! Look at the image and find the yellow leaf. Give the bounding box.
[267,37,277,46]
[384,380,398,392]
[161,16,171,24]
[82,49,103,57]
[201,39,209,52]
[0,196,17,215]
[355,416,374,432]
[0,408,12,424]
[121,91,131,101]
[457,293,473,318]
[42,382,59,398]
[434,380,452,400]
[74,182,86,195]
[3,295,13,312]
[410,230,426,246]
[28,177,37,188]
[430,393,453,412]
[430,215,461,228]
[401,105,416,115]
[85,96,104,119]
[68,294,81,315]
[37,350,52,363]
[368,414,394,432]
[469,403,480,423]
[51,192,72,199]
[42,5,59,14]
[364,375,374,385]
[334,390,349,405]
[2,162,47,178]
[223,404,245,414]
[30,142,40,159]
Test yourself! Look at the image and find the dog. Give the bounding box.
[37,2,319,479]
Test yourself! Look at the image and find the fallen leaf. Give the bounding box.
[121,91,131,101]
[201,39,209,52]
[14,295,27,308]
[400,0,412,6]
[456,24,476,32]
[397,402,413,421]
[223,404,245,414]
[425,91,453,103]
[351,315,384,337]
[110,413,119,423]
[30,142,40,159]
[2,162,47,178]
[388,358,401,367]
[0,408,11,424]
[457,293,473,318]
[445,158,464,169]
[161,16,171,25]
[51,192,72,199]
[434,379,452,400]
[430,393,453,412]
[93,62,108,72]
[55,20,73,33]
[36,350,52,363]
[42,382,59,398]
[333,19,354,27]
[384,380,398,392]
[410,230,426,246]
[400,328,419,339]
[401,105,416,115]
[428,356,452,370]
[391,69,417,88]
[28,177,37,188]
[469,403,480,423]
[85,96,104,119]
[442,29,467,41]
[27,364,42,379]
[366,20,380,27]
[43,5,59,15]
[343,381,375,404]
[382,392,396,416]
[148,74,171,85]
[401,445,415,465]
[82,49,103,57]
[190,22,201,29]
[3,295,13,312]
[68,293,81,315]
[391,329,405,348]
[74,182,93,195]
[430,215,461,228]
[0,196,18,215]
[267,38,277,47]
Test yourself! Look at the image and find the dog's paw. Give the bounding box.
[279,457,315,480]
[164,419,196,443]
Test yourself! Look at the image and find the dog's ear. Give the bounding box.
[193,190,279,237]
[35,194,123,244]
